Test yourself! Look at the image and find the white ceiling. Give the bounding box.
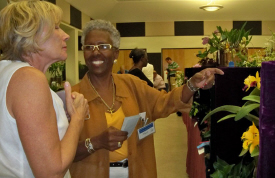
[64,0,275,23]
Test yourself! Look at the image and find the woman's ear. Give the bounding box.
[114,49,119,60]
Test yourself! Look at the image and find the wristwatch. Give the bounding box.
[85,138,95,154]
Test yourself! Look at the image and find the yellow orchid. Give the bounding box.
[241,122,259,154]
[243,71,261,91]
[255,71,261,89]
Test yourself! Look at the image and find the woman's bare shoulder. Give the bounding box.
[11,67,49,89]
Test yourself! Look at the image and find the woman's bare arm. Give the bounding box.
[7,67,87,177]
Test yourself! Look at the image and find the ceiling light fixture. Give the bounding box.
[200,4,223,11]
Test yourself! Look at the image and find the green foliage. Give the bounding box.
[48,61,65,92]
[79,60,86,70]
[201,88,260,126]
[189,101,210,118]
[224,22,252,50]
[203,130,211,138]
[197,22,252,61]
[250,146,259,157]
[48,61,65,78]
[237,30,275,67]
[210,157,255,178]
[189,101,200,117]
[175,71,185,87]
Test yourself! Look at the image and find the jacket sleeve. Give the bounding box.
[133,78,192,121]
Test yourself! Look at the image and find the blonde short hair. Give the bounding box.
[0,0,62,61]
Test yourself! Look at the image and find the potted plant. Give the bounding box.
[48,61,65,91]
[197,22,252,67]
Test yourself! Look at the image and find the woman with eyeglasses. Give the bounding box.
[70,19,224,178]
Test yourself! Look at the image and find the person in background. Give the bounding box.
[117,65,129,74]
[69,19,224,178]
[153,70,166,91]
[128,48,154,87]
[142,62,154,84]
[165,57,180,91]
[0,1,89,177]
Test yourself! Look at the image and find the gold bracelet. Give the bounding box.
[187,77,199,92]
[85,138,95,154]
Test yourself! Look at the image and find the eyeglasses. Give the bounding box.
[82,44,114,52]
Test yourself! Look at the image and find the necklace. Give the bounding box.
[88,75,115,115]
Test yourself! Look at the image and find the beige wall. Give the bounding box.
[145,22,174,36]
[262,21,275,35]
[57,0,70,24]
[120,35,268,53]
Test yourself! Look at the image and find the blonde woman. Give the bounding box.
[0,1,89,177]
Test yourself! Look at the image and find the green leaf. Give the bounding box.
[216,157,231,167]
[235,104,260,121]
[217,114,236,123]
[202,130,211,138]
[243,100,256,107]
[242,95,260,103]
[210,170,225,178]
[231,160,243,176]
[241,161,255,177]
[201,105,241,124]
[209,46,218,53]
[243,114,259,126]
[222,164,235,175]
[251,146,259,157]
[249,87,260,96]
[239,148,248,157]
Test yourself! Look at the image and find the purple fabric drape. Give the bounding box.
[257,61,275,177]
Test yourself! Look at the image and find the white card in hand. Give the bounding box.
[121,114,140,138]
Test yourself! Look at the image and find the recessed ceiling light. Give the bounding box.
[200,5,223,12]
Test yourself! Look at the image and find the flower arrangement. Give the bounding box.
[237,30,275,67]
[201,72,260,177]
[197,22,252,65]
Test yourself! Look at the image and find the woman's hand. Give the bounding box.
[64,81,89,122]
[190,68,224,90]
[92,126,128,151]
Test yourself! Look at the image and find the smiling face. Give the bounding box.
[84,30,119,77]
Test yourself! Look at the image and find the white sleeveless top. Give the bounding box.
[0,60,70,178]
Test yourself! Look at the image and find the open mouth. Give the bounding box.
[92,61,104,65]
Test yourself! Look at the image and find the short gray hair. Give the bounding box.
[81,19,120,48]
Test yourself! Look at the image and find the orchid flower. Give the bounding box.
[241,122,259,154]
[202,37,210,45]
[243,71,261,91]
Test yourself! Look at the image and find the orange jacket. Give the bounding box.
[69,73,191,178]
